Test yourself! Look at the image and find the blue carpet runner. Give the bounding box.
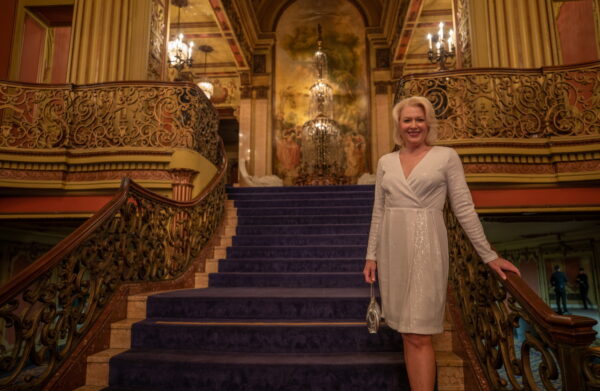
[104,185,409,390]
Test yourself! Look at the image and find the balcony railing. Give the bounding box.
[395,61,599,140]
[0,80,221,165]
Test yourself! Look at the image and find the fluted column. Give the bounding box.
[252,86,270,176]
[68,0,167,83]
[469,0,561,68]
[170,169,197,201]
[238,84,253,178]
[373,81,393,163]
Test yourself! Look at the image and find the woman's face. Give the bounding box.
[398,105,429,148]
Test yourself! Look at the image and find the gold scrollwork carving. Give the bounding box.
[445,205,598,391]
[396,62,600,139]
[0,81,221,166]
[0,173,226,390]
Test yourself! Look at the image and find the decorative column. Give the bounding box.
[170,169,197,201]
[373,81,393,164]
[468,0,561,68]
[68,0,168,83]
[252,85,270,176]
[238,81,253,177]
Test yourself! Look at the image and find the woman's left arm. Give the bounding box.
[445,149,520,279]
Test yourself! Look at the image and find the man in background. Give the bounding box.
[576,267,592,310]
[550,265,569,314]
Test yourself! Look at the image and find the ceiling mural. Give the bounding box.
[274,0,370,185]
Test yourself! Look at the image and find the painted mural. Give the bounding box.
[274,0,370,185]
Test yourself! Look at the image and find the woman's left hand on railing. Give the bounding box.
[487,257,521,280]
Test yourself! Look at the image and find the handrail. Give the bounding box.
[0,80,221,166]
[394,61,600,140]
[0,138,227,390]
[445,205,599,391]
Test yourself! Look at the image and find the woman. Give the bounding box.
[363,96,520,391]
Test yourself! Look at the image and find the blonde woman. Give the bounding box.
[363,96,520,391]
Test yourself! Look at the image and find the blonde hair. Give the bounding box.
[392,96,438,147]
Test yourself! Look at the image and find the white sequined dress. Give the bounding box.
[366,146,497,334]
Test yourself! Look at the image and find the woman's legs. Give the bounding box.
[401,333,436,391]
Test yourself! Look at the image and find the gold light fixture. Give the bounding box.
[168,1,194,72]
[197,45,214,99]
[426,22,455,70]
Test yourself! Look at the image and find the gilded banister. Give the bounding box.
[0,142,227,390]
[395,61,600,140]
[0,80,221,166]
[445,206,599,391]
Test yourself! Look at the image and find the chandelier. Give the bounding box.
[197,45,214,99]
[168,1,194,72]
[426,22,455,70]
[297,25,346,185]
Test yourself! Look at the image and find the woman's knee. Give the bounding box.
[401,333,433,350]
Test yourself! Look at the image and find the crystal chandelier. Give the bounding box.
[297,25,345,185]
[168,2,193,72]
[197,45,214,99]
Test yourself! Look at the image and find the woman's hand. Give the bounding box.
[363,260,377,283]
[487,257,521,280]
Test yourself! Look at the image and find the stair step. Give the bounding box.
[227,191,375,200]
[209,272,366,288]
[237,214,371,225]
[236,206,373,216]
[235,224,369,235]
[146,287,370,321]
[107,349,408,391]
[218,258,364,273]
[234,197,374,208]
[232,234,368,246]
[131,320,402,353]
[226,245,367,259]
[227,184,374,193]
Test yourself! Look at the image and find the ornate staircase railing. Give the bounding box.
[0,80,220,165]
[394,61,599,140]
[0,80,227,389]
[445,206,599,391]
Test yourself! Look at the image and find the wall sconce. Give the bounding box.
[426,22,455,71]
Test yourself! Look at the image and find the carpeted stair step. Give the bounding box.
[236,206,373,216]
[227,245,366,259]
[227,185,374,193]
[146,288,370,321]
[107,349,408,391]
[235,224,369,235]
[227,190,375,201]
[232,234,367,246]
[130,320,402,353]
[237,214,371,225]
[233,197,373,208]
[209,272,365,288]
[218,258,364,273]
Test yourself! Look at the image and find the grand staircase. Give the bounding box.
[97,185,462,390]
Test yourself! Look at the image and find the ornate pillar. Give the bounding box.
[373,81,393,164]
[170,169,197,201]
[68,0,168,83]
[252,85,270,176]
[238,80,253,177]
[468,0,561,68]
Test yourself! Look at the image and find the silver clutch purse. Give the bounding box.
[366,282,381,334]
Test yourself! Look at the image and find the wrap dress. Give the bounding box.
[366,146,498,334]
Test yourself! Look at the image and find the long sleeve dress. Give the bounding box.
[366,146,498,334]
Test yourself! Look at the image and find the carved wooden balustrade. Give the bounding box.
[395,62,600,390]
[395,61,599,140]
[0,80,227,389]
[0,80,220,165]
[0,164,226,390]
[445,208,599,391]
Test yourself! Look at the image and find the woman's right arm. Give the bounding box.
[364,159,385,283]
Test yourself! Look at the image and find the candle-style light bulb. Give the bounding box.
[427,33,433,50]
[438,22,444,40]
[448,29,454,50]
[436,41,441,55]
